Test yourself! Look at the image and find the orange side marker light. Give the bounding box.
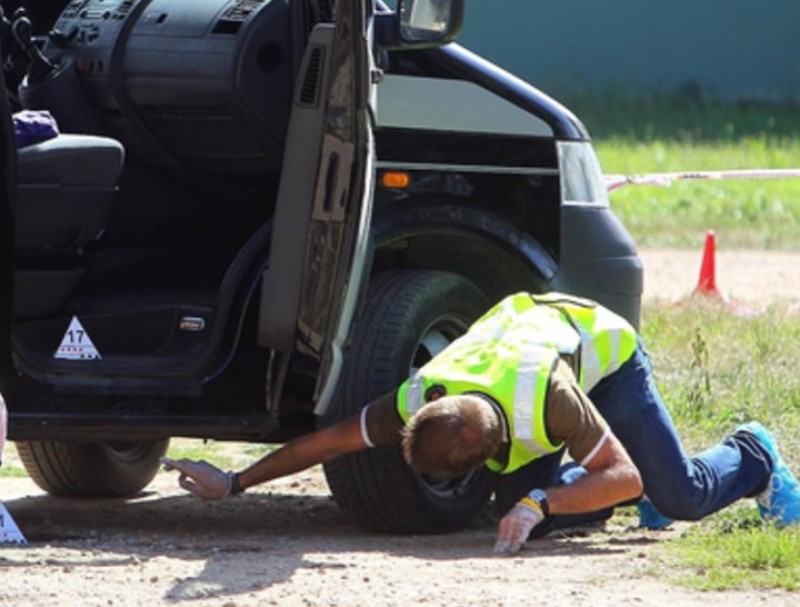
[381,171,410,189]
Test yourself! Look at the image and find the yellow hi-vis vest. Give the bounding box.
[396,291,638,473]
[397,334,563,475]
[525,292,638,391]
[462,292,638,392]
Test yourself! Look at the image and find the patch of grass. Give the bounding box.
[0,441,25,478]
[164,439,274,471]
[640,299,800,590]
[601,140,800,250]
[564,90,800,143]
[653,507,800,591]
[0,459,27,478]
[641,299,800,451]
[564,92,800,250]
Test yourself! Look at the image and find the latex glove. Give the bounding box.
[493,497,545,555]
[161,457,236,500]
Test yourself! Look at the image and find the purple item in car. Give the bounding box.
[13,110,60,148]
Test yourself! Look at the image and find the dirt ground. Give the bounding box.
[638,248,800,307]
[2,248,800,607]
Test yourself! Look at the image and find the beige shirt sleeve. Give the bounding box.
[544,360,610,466]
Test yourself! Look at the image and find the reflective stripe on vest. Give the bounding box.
[397,318,563,475]
[528,293,638,391]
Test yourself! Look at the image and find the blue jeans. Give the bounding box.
[588,342,771,520]
[494,343,772,525]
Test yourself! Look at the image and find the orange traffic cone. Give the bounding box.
[691,230,759,315]
[693,230,724,299]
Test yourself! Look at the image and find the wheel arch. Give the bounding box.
[371,200,557,303]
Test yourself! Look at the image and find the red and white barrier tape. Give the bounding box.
[605,168,800,191]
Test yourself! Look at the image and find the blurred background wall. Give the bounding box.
[457,0,800,101]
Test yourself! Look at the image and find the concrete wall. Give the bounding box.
[457,0,800,101]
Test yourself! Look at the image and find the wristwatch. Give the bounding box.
[528,488,550,517]
[228,471,245,496]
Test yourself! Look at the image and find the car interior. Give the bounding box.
[0,0,326,381]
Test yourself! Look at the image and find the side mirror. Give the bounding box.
[377,0,465,50]
[399,0,464,44]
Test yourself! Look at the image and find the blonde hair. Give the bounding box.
[401,394,503,477]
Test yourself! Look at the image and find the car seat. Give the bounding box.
[13,132,125,318]
[15,133,124,249]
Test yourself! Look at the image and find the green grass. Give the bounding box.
[163,439,273,471]
[640,298,800,591]
[601,141,800,249]
[615,97,800,589]
[653,507,800,591]
[0,459,27,478]
[565,91,800,142]
[564,92,800,249]
[585,101,800,592]
[642,298,800,448]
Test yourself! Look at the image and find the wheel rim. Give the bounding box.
[410,314,470,374]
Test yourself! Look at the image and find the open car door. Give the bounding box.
[297,0,378,411]
[259,0,465,415]
[259,0,378,413]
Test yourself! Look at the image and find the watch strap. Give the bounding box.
[228,471,245,496]
[528,488,550,517]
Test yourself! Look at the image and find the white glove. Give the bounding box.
[493,496,545,555]
[160,457,238,500]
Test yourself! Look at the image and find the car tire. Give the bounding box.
[322,270,495,534]
[16,438,170,497]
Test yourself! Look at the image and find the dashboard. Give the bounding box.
[22,0,293,173]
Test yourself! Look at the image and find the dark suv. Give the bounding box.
[0,0,642,533]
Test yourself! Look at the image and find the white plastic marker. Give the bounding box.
[605,168,800,191]
[54,316,102,360]
[0,501,27,545]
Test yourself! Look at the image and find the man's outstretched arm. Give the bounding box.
[162,416,367,499]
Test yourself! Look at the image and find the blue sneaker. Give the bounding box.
[737,422,800,527]
[637,495,673,530]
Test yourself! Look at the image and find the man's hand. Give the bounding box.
[493,497,545,555]
[161,457,235,500]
